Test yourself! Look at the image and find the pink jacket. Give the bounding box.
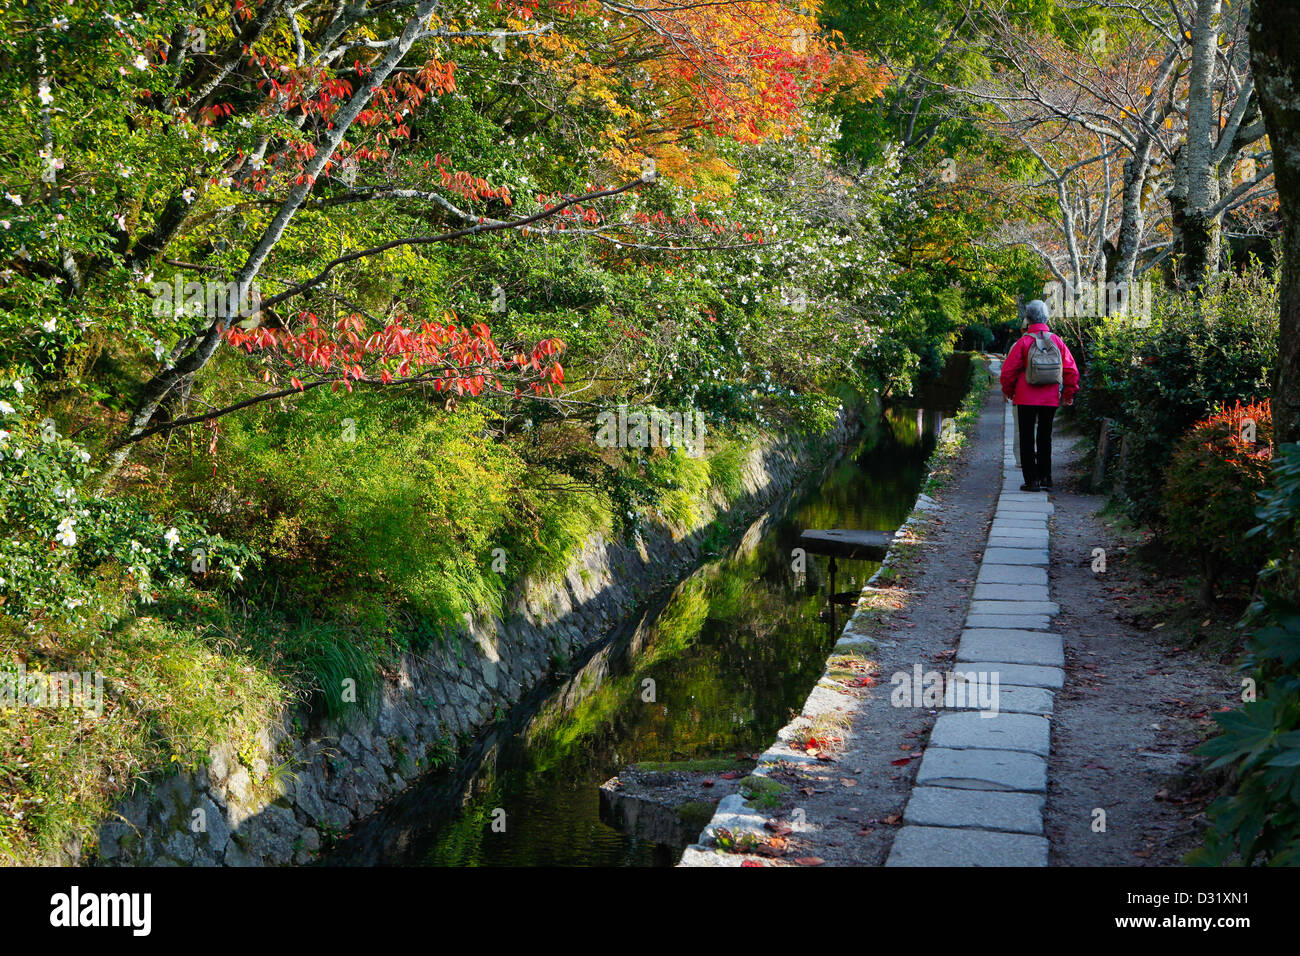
[1001,323,1080,406]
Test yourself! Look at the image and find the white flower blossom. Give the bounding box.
[55,517,77,547]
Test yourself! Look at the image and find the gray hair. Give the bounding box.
[1024,299,1050,325]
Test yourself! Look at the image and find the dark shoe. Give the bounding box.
[1020,482,1040,492]
[1041,479,1053,491]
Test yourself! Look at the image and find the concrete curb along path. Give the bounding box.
[886,375,1063,866]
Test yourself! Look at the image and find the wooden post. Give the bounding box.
[1091,418,1112,490]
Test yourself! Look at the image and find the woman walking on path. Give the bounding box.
[1000,299,1080,491]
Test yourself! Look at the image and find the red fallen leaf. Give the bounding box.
[764,823,793,836]
[701,779,714,787]
[741,860,765,867]
[1188,710,1208,719]
[816,754,835,762]
[883,814,902,825]
[845,677,876,687]
[719,771,742,779]
[754,843,785,857]
[910,751,924,758]
[890,757,912,766]
[794,857,825,866]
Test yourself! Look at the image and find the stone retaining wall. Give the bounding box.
[89,412,854,866]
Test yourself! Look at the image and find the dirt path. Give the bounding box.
[1045,430,1234,865]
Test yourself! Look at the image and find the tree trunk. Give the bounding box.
[1172,0,1225,289]
[101,0,441,481]
[1251,0,1300,446]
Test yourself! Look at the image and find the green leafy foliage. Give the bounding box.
[1163,401,1274,600]
[1076,266,1278,524]
[1190,444,1300,866]
[0,377,252,632]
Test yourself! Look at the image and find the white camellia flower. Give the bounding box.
[12,380,23,395]
[41,317,56,332]
[0,401,12,415]
[133,55,149,70]
[55,517,77,547]
[164,527,181,550]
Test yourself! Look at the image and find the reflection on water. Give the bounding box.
[329,401,957,867]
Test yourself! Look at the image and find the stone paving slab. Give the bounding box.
[990,523,1050,534]
[916,747,1048,792]
[886,825,1049,867]
[955,661,1065,689]
[987,533,1050,549]
[972,583,1051,602]
[996,500,1053,513]
[981,548,1049,565]
[929,711,1051,756]
[970,599,1059,615]
[995,511,1052,523]
[903,786,1045,834]
[957,629,1064,667]
[959,683,1054,715]
[976,564,1048,585]
[964,613,1053,630]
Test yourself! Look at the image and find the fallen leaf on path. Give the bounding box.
[794,857,825,866]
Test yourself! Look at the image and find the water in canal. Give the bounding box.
[330,363,969,866]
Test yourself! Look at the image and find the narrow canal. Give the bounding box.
[329,358,971,866]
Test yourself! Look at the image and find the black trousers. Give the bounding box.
[1017,404,1057,486]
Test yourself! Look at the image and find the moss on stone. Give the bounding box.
[739,774,790,811]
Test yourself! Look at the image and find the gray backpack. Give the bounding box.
[1025,331,1063,386]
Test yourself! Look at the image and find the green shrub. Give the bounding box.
[1251,441,1300,602]
[1077,265,1277,523]
[0,378,252,633]
[164,390,525,634]
[1163,400,1274,602]
[1189,443,1300,865]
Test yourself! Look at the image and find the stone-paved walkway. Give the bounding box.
[884,375,1064,866]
